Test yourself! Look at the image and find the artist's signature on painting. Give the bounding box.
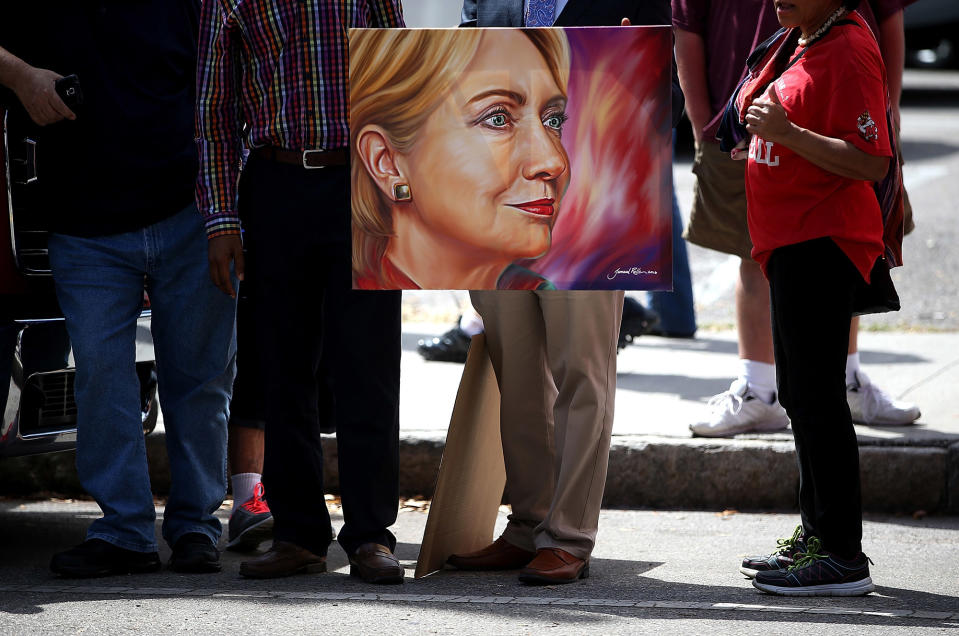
[607,267,658,280]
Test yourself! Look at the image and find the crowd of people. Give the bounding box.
[0,0,919,598]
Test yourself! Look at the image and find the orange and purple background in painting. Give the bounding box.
[520,26,673,290]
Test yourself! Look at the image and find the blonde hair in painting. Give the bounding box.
[350,28,570,287]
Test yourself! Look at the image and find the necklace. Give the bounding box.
[797,5,848,47]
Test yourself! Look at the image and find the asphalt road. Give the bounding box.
[0,500,956,634]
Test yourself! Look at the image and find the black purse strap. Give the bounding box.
[760,18,859,93]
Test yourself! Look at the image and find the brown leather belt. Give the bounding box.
[251,146,348,168]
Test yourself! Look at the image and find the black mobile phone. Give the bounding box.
[54,74,83,111]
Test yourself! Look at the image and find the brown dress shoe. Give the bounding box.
[239,541,326,579]
[349,543,405,584]
[446,536,536,571]
[518,547,589,584]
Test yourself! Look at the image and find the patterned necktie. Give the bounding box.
[525,0,556,26]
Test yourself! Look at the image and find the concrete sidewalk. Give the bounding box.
[390,324,959,513]
[3,324,957,514]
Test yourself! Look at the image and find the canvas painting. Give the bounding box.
[350,26,673,290]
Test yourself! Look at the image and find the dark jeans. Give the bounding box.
[647,187,696,335]
[238,155,401,557]
[768,237,865,558]
[647,130,696,336]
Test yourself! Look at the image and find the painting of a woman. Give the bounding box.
[351,29,571,289]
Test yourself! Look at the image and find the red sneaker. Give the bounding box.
[227,482,274,552]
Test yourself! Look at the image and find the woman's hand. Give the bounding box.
[745,86,794,144]
[730,138,750,160]
[743,85,890,181]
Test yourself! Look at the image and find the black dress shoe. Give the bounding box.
[50,539,161,578]
[417,322,471,363]
[618,297,660,350]
[169,532,221,573]
[349,543,405,584]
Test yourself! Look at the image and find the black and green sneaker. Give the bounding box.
[740,525,806,578]
[752,537,875,597]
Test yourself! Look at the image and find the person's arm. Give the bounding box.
[195,1,244,298]
[673,28,711,144]
[745,88,889,181]
[0,46,74,126]
[878,9,905,129]
[369,0,405,28]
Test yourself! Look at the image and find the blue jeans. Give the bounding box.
[647,131,696,336]
[48,203,236,552]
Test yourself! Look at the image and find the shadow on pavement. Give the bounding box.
[615,373,731,402]
[900,139,959,161]
[404,331,930,366]
[1,508,957,626]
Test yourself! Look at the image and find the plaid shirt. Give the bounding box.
[195,0,404,238]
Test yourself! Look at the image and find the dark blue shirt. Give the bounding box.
[1,1,199,237]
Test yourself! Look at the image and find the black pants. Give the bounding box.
[238,155,401,557]
[768,237,866,558]
[231,291,336,433]
[228,292,266,429]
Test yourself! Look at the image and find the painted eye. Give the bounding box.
[544,113,568,131]
[487,113,509,127]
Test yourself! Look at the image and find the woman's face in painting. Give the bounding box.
[396,30,570,263]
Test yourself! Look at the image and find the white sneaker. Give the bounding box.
[846,369,920,425]
[689,378,790,437]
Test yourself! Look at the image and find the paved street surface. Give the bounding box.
[0,500,956,634]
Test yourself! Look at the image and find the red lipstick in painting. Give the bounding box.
[508,198,555,216]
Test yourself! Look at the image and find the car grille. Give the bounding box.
[12,228,51,275]
[18,370,77,436]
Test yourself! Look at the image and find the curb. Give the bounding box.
[1,433,954,515]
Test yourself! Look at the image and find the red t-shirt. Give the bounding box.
[745,12,892,282]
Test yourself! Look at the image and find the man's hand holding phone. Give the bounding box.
[12,66,76,126]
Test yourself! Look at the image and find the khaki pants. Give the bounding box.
[684,141,753,259]
[469,289,623,560]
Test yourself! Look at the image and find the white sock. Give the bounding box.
[231,472,261,511]
[459,307,485,337]
[739,359,777,404]
[845,353,860,387]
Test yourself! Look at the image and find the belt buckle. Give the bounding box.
[302,149,326,169]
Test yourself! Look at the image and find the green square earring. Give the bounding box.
[393,183,411,201]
